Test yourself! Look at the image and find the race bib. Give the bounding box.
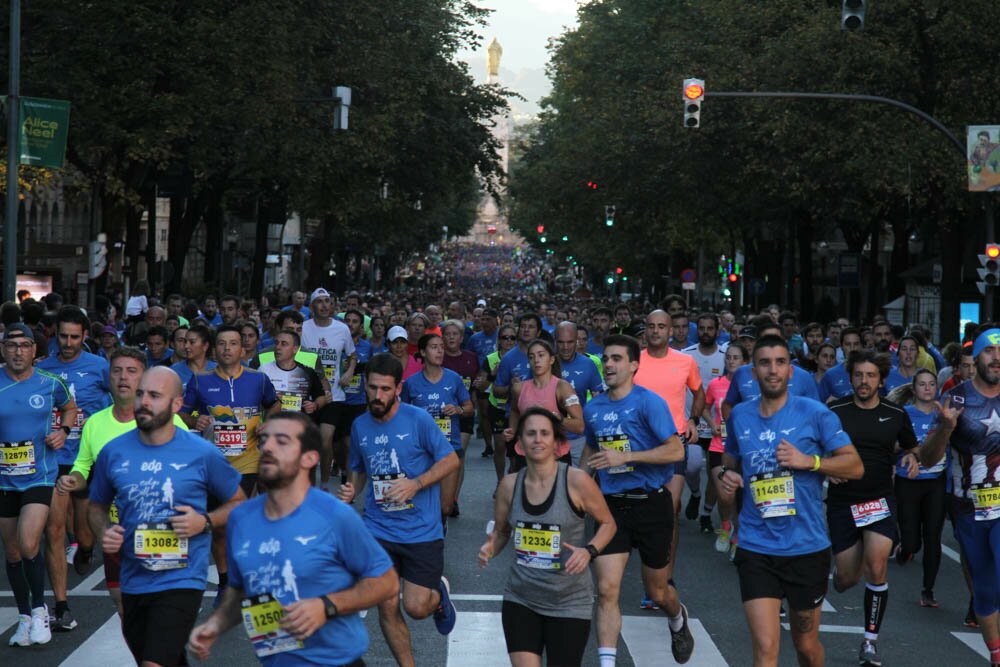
[435,416,452,437]
[462,376,472,390]
[133,522,188,571]
[749,470,796,518]
[372,473,413,512]
[514,521,561,570]
[970,482,1000,521]
[279,393,303,412]
[598,434,633,474]
[241,593,302,658]
[345,374,363,394]
[850,498,891,527]
[0,440,36,476]
[720,420,728,439]
[214,424,248,457]
[109,502,119,524]
[324,366,335,381]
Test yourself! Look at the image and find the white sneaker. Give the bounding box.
[66,542,79,565]
[714,529,731,553]
[8,614,31,646]
[30,605,51,645]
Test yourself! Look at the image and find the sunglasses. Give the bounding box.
[499,335,516,341]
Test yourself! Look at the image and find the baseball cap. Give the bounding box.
[973,328,1000,358]
[3,323,35,341]
[387,326,408,342]
[476,298,487,307]
[310,288,331,303]
[737,325,757,340]
[101,325,118,336]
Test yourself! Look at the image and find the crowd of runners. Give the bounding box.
[0,244,999,667]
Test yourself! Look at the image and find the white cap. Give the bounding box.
[476,298,487,307]
[310,287,331,303]
[387,325,408,342]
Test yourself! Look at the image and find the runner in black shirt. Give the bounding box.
[828,350,919,667]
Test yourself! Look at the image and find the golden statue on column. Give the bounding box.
[487,38,503,81]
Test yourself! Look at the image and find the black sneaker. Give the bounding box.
[699,515,714,534]
[920,589,939,608]
[449,501,460,518]
[684,494,700,521]
[51,607,77,632]
[859,639,881,666]
[481,447,494,457]
[73,546,94,576]
[670,603,695,664]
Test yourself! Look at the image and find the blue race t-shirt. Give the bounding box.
[884,368,911,394]
[349,403,454,543]
[896,404,943,480]
[227,489,393,666]
[560,353,605,405]
[401,369,470,451]
[583,385,679,494]
[495,347,531,413]
[818,363,852,402]
[0,368,72,490]
[89,427,241,593]
[38,351,112,465]
[725,364,821,406]
[172,360,218,393]
[725,395,852,556]
[467,331,498,368]
[344,339,372,407]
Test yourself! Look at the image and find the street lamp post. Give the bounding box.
[3,1,21,301]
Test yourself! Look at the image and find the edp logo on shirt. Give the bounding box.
[141,460,163,474]
[759,430,776,443]
[375,434,389,446]
[259,539,281,556]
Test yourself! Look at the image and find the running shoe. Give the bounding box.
[859,639,881,666]
[639,596,660,610]
[920,589,939,608]
[73,546,94,576]
[433,576,457,635]
[30,606,51,645]
[8,614,31,646]
[893,544,912,566]
[670,603,695,664]
[699,515,714,533]
[65,542,79,565]
[966,599,979,628]
[714,528,731,553]
[481,446,494,457]
[684,494,700,521]
[51,607,78,632]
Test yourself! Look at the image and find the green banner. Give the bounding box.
[17,96,71,168]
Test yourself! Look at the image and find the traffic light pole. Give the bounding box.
[3,1,21,302]
[705,91,966,159]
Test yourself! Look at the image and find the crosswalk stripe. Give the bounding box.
[620,615,728,666]
[821,599,836,613]
[70,566,107,595]
[781,622,864,634]
[1,607,21,633]
[58,613,132,666]
[446,611,508,667]
[952,631,991,662]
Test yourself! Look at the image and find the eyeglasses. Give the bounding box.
[499,335,516,341]
[3,341,34,351]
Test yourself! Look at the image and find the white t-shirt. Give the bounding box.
[125,295,148,317]
[681,343,728,439]
[301,318,355,402]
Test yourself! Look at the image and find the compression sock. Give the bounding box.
[986,637,1000,664]
[667,608,685,632]
[5,560,31,615]
[700,501,715,516]
[23,553,46,610]
[55,599,69,616]
[597,647,617,667]
[863,582,888,641]
[721,519,732,532]
[217,570,229,589]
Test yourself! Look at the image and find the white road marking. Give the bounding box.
[58,613,132,666]
[446,611,509,667]
[952,632,991,662]
[451,594,503,601]
[822,599,836,613]
[942,544,961,564]
[71,566,107,595]
[781,623,864,634]
[621,615,729,666]
[1,607,22,633]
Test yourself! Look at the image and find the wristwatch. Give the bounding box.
[321,596,338,619]
[584,544,600,560]
[201,513,213,535]
[60,425,72,436]
[717,466,729,481]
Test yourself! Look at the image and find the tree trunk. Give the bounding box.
[203,193,224,288]
[306,214,333,289]
[797,220,814,320]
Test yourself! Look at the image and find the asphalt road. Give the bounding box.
[0,436,991,666]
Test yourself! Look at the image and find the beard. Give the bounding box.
[759,378,787,400]
[976,357,1000,386]
[368,393,396,418]
[136,407,173,432]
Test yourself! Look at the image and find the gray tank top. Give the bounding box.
[503,462,594,619]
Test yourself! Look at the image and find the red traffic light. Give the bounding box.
[728,273,739,283]
[683,83,705,100]
[586,180,599,190]
[537,225,545,234]
[987,244,1000,259]
[615,267,623,275]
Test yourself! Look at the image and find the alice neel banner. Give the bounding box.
[968,125,1000,192]
[1,95,71,168]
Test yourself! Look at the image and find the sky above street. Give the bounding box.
[457,0,581,115]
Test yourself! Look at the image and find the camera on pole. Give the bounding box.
[842,0,866,31]
[683,78,705,128]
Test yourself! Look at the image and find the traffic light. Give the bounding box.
[683,78,705,128]
[977,243,1000,294]
[88,233,108,279]
[615,267,623,275]
[586,180,599,191]
[537,225,545,234]
[540,236,547,243]
[605,205,616,227]
[841,0,865,31]
[728,273,739,283]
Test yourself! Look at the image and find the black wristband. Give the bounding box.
[717,466,728,481]
[584,544,600,560]
[60,425,72,435]
[202,513,213,534]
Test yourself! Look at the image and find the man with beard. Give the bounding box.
[337,353,460,666]
[87,367,244,666]
[871,321,898,366]
[918,328,1000,666]
[187,412,398,665]
[57,347,189,619]
[828,350,919,666]
[818,327,865,403]
[719,335,862,667]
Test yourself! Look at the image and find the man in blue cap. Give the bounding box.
[921,327,1000,667]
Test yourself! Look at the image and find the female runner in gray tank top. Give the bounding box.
[479,406,617,666]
